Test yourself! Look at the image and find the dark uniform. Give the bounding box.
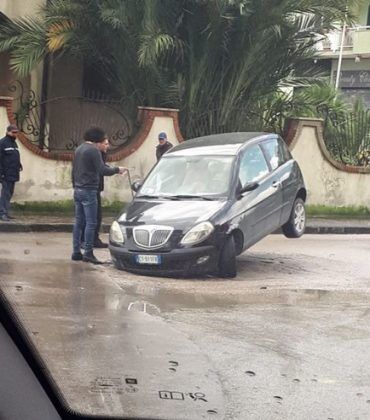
[156,141,173,161]
[0,132,22,220]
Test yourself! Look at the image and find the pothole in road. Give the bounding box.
[206,409,218,414]
[245,371,256,377]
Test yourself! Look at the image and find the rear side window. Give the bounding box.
[279,138,292,161]
[239,144,269,185]
[261,138,291,169]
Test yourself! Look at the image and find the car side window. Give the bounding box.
[280,138,292,162]
[261,138,288,170]
[239,145,270,185]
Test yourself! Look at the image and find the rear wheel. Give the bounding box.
[282,198,306,238]
[218,235,237,278]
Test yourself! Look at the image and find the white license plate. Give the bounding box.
[135,254,161,265]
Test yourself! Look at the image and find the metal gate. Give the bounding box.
[8,80,136,152]
[317,104,370,166]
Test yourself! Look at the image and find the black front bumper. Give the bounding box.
[109,244,219,277]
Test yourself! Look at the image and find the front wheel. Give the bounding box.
[282,197,306,238]
[218,235,237,278]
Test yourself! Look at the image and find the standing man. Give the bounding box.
[0,124,22,222]
[72,126,125,264]
[81,145,109,248]
[156,132,173,161]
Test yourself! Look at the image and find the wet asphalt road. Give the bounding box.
[1,232,370,419]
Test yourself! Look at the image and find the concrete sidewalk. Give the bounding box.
[0,214,370,233]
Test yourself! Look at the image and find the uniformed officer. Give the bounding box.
[0,124,23,222]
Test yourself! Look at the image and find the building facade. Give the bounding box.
[0,0,46,95]
[317,1,370,106]
[0,0,128,153]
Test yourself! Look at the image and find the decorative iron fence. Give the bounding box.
[7,80,137,152]
[317,105,370,166]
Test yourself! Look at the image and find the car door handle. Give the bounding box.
[272,181,281,188]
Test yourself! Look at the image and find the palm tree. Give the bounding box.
[0,0,357,138]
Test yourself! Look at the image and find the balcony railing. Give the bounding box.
[318,26,370,55]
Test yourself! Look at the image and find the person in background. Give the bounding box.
[156,132,173,161]
[72,126,126,264]
[0,124,23,222]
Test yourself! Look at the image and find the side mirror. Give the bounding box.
[131,181,143,192]
[239,181,259,195]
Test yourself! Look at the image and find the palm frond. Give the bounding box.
[47,20,74,51]
[138,31,176,67]
[0,0,357,135]
[9,43,46,78]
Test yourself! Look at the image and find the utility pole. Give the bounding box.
[335,21,347,89]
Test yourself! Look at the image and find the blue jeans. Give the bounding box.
[73,188,98,254]
[0,180,15,216]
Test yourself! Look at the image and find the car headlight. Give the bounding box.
[110,221,124,244]
[180,221,214,245]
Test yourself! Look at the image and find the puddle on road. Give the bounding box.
[116,280,370,314]
[103,247,370,313]
[1,256,369,317]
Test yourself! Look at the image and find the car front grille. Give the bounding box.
[133,225,173,249]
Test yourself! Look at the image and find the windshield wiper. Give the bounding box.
[136,194,161,199]
[168,194,215,201]
[137,194,215,201]
[137,194,176,200]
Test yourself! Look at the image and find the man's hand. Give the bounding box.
[118,167,128,175]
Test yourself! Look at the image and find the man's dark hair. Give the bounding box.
[83,126,106,143]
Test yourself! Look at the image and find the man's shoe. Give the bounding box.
[71,252,83,261]
[94,239,108,248]
[0,215,11,222]
[82,252,103,264]
[7,215,16,220]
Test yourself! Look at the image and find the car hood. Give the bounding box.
[121,199,226,229]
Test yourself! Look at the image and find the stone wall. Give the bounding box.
[2,100,369,208]
[0,98,182,204]
[285,118,370,207]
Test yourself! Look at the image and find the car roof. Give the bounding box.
[167,132,276,156]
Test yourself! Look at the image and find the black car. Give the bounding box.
[109,132,306,278]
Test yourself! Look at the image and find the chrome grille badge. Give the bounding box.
[133,225,173,249]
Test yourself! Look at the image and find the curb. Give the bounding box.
[0,223,369,234]
[0,223,110,233]
[304,226,370,234]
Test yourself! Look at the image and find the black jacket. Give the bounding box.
[156,141,173,161]
[72,143,119,190]
[0,135,22,182]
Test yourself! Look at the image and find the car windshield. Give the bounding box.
[139,155,234,198]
